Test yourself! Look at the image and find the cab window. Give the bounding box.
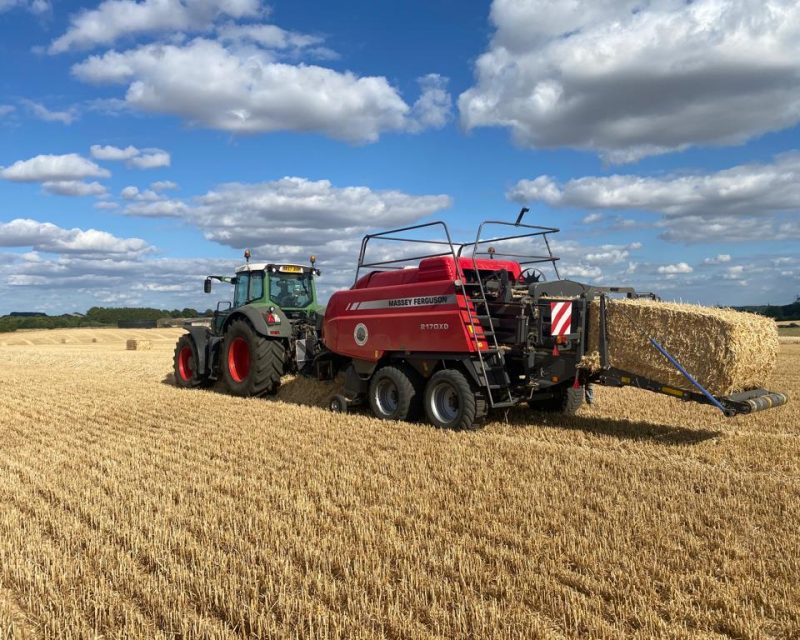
[233,271,264,307]
[269,272,312,309]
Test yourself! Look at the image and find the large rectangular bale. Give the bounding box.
[586,299,778,396]
[126,339,152,351]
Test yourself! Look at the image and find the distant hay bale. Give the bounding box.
[91,337,98,343]
[126,339,152,351]
[586,299,778,396]
[60,338,67,344]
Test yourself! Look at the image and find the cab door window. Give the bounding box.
[233,271,264,307]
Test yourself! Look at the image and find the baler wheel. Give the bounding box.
[173,334,209,389]
[222,319,284,397]
[528,383,585,415]
[368,365,421,422]
[328,394,349,413]
[424,369,479,430]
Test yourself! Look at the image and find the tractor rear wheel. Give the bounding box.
[173,334,209,388]
[424,369,479,430]
[368,364,422,422]
[222,319,284,397]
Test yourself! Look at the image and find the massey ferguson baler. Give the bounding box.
[173,211,787,430]
[318,214,787,429]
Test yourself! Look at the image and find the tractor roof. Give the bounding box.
[235,263,311,274]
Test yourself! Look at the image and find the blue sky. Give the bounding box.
[1,0,799,314]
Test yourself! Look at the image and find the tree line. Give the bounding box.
[0,307,211,333]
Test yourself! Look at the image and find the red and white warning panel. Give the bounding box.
[550,301,573,336]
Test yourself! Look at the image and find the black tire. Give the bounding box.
[368,364,422,421]
[528,383,584,415]
[221,319,284,397]
[328,394,348,413]
[424,369,478,430]
[173,334,209,388]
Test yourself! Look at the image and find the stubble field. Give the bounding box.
[0,327,798,639]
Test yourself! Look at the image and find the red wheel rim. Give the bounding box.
[228,336,250,383]
[178,346,193,381]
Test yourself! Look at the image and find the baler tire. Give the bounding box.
[222,319,284,397]
[368,365,420,422]
[563,386,584,416]
[529,383,585,415]
[173,334,209,389]
[424,369,478,430]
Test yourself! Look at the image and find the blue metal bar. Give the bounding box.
[649,338,727,414]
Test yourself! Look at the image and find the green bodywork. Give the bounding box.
[206,264,323,337]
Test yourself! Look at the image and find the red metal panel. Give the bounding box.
[326,256,521,361]
[323,281,487,361]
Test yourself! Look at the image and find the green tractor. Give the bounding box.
[173,250,324,396]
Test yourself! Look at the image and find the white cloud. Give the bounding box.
[124,199,189,217]
[42,180,108,197]
[128,148,170,169]
[1,154,110,182]
[49,0,262,53]
[94,201,119,210]
[582,213,603,225]
[584,247,630,265]
[508,154,800,243]
[21,99,78,125]
[0,105,15,117]
[187,177,453,249]
[509,154,800,216]
[90,144,170,168]
[459,0,800,162]
[657,262,693,275]
[150,180,177,191]
[215,22,323,51]
[121,185,160,201]
[72,39,450,142]
[407,74,452,133]
[561,264,602,279]
[0,219,151,256]
[0,0,49,15]
[703,254,731,265]
[723,265,745,280]
[90,144,139,160]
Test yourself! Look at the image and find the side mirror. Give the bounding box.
[204,278,212,294]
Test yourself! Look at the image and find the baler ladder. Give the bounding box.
[464,218,562,409]
[462,276,512,408]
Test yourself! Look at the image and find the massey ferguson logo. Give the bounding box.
[388,295,449,307]
[346,294,456,311]
[353,323,369,346]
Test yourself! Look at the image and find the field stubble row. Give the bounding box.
[0,329,797,639]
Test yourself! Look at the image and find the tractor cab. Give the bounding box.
[203,252,322,336]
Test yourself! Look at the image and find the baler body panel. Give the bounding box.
[323,257,516,362]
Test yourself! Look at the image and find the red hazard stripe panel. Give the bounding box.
[550,301,572,336]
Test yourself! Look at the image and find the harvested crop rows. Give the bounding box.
[0,328,798,639]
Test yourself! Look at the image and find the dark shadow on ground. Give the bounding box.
[161,372,344,409]
[504,407,721,445]
[161,373,719,444]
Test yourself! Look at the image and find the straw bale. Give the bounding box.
[126,339,152,351]
[586,299,778,396]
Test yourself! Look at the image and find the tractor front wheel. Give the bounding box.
[424,369,479,430]
[173,334,209,388]
[222,319,284,397]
